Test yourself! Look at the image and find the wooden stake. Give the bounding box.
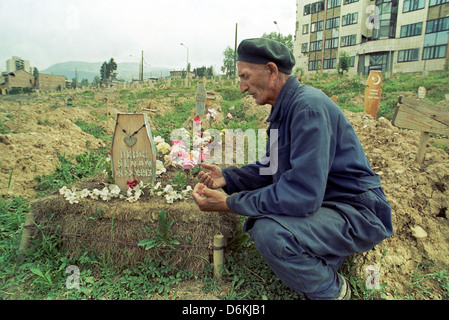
[18,211,34,256]
[213,234,225,279]
[417,131,429,164]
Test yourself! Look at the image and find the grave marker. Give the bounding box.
[111,113,156,190]
[418,86,426,100]
[392,96,449,164]
[195,83,206,116]
[365,70,383,119]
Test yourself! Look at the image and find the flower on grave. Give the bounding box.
[156,141,171,155]
[193,116,202,125]
[153,136,165,144]
[156,160,166,175]
[126,179,139,189]
[181,157,197,174]
[227,112,233,119]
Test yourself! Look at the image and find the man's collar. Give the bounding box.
[266,76,298,123]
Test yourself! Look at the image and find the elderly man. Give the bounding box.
[192,38,392,300]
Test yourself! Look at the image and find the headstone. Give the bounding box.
[418,86,426,99]
[111,113,156,191]
[66,97,73,106]
[364,70,383,120]
[195,83,206,116]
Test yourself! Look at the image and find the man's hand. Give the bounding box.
[192,183,232,212]
[197,163,227,189]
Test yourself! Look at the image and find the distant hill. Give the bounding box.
[41,61,171,82]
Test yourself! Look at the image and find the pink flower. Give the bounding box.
[227,112,233,119]
[126,179,139,189]
[181,158,197,173]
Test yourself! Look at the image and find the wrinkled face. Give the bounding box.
[237,61,275,106]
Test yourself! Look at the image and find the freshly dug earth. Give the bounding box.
[1,88,448,299]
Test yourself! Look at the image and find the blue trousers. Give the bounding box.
[246,188,393,300]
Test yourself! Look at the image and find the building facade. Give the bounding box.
[6,56,32,73]
[36,73,66,91]
[0,69,35,93]
[293,0,449,75]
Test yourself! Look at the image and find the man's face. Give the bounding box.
[237,61,273,106]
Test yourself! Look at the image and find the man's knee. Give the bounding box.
[249,218,292,258]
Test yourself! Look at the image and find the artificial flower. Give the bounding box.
[126,179,139,189]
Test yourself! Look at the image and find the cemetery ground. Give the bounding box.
[1,72,449,300]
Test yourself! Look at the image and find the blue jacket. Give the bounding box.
[223,77,392,250]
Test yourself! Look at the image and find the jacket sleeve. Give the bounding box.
[225,108,332,218]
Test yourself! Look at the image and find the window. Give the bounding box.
[400,22,423,37]
[323,58,337,69]
[311,21,324,32]
[301,43,309,53]
[326,17,340,29]
[423,18,448,60]
[422,45,447,59]
[426,17,449,34]
[341,34,357,47]
[304,4,311,15]
[327,0,341,9]
[303,24,309,34]
[349,56,355,67]
[429,0,449,6]
[310,40,323,51]
[342,12,358,26]
[311,1,325,13]
[403,0,425,13]
[325,37,339,49]
[398,48,419,62]
[308,60,320,71]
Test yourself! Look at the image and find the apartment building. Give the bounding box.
[293,0,449,75]
[6,56,32,73]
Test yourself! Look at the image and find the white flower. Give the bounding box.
[182,186,192,195]
[109,184,121,195]
[153,136,165,144]
[79,189,90,198]
[154,181,161,190]
[163,184,173,193]
[59,186,68,195]
[156,160,166,175]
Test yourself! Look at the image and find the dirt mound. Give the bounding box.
[0,101,106,197]
[30,175,238,274]
[344,110,449,299]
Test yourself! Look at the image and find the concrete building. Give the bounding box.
[293,0,449,75]
[6,56,32,73]
[35,73,66,91]
[0,69,35,93]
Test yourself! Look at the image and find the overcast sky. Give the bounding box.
[0,0,297,72]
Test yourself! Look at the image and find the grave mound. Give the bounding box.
[30,172,238,274]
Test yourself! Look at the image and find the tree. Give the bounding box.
[80,79,89,88]
[337,51,351,75]
[100,58,118,86]
[93,76,101,87]
[221,46,235,76]
[262,32,293,52]
[33,67,39,78]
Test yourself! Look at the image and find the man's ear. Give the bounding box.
[266,62,279,79]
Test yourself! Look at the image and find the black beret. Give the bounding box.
[237,38,295,74]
